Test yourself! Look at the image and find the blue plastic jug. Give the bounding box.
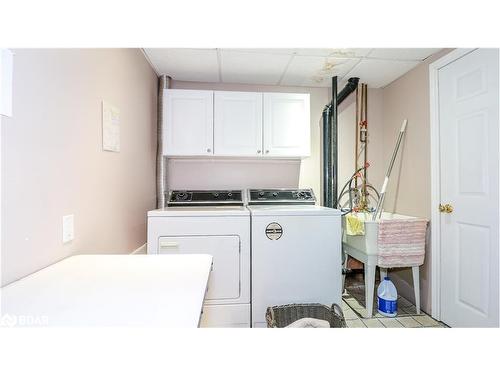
[377,277,398,317]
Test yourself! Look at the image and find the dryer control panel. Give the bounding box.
[167,190,244,206]
[247,189,316,205]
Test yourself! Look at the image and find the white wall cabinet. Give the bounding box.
[164,89,214,156]
[163,89,310,158]
[214,91,263,156]
[263,93,310,157]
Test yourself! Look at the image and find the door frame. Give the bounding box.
[429,48,477,321]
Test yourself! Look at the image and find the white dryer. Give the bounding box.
[247,189,342,327]
[147,190,250,327]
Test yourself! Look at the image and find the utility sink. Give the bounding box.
[342,212,417,255]
[341,212,424,318]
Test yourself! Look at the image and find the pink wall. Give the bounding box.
[1,49,157,286]
[167,158,301,190]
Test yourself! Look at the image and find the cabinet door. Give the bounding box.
[163,89,214,156]
[214,91,263,156]
[263,93,310,157]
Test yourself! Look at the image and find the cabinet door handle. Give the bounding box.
[207,148,211,153]
[257,150,262,154]
[265,150,270,154]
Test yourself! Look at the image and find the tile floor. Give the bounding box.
[342,273,447,328]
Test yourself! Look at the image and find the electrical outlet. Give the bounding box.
[62,214,74,243]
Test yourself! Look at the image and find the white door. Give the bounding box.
[438,49,499,327]
[263,93,310,157]
[214,91,263,156]
[163,89,214,156]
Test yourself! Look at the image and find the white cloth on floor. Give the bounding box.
[285,318,330,328]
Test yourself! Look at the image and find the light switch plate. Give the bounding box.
[62,214,74,243]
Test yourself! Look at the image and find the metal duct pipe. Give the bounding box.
[156,75,171,209]
[322,76,359,208]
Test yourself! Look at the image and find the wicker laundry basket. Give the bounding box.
[266,303,346,328]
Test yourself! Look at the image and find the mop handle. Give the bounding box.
[372,119,408,220]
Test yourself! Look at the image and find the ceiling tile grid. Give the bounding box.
[145,48,220,82]
[219,50,292,85]
[144,48,441,88]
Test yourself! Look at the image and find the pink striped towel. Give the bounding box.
[377,218,428,268]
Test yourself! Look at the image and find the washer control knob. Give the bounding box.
[259,191,265,197]
[176,192,188,200]
[213,192,219,198]
[272,192,278,197]
[227,192,232,197]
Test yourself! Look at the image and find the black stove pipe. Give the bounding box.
[322,76,359,208]
[337,77,360,104]
[322,104,332,208]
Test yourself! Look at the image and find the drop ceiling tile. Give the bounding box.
[348,59,420,88]
[223,48,372,58]
[293,49,339,57]
[144,48,219,82]
[220,50,292,85]
[367,48,441,61]
[281,56,359,87]
[294,48,372,58]
[222,48,295,55]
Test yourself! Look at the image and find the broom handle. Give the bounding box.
[372,119,408,220]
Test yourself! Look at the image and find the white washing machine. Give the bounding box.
[147,190,250,327]
[247,189,342,327]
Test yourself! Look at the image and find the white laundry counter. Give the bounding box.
[1,254,212,327]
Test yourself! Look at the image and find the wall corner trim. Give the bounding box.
[140,49,160,77]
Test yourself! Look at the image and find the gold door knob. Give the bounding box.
[439,203,454,213]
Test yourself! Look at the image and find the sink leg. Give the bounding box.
[342,250,348,294]
[412,266,421,315]
[365,265,376,318]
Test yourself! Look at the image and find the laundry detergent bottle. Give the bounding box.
[377,277,398,317]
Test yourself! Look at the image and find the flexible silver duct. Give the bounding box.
[156,75,171,209]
